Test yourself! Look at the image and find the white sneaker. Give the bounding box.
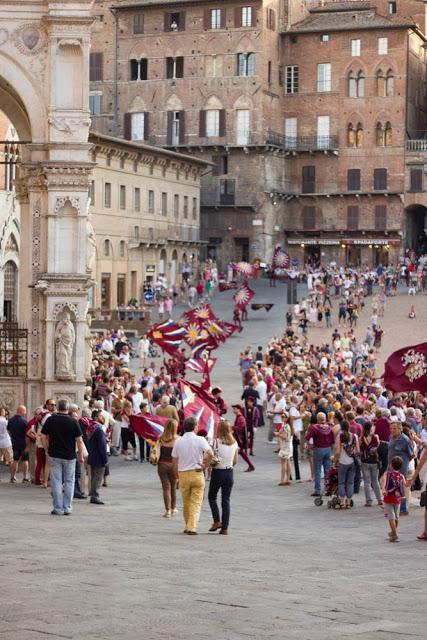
[125,455,133,461]
[133,455,138,461]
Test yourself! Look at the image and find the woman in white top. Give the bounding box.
[334,420,359,509]
[208,420,238,535]
[0,408,13,466]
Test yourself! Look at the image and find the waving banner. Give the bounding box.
[233,283,255,310]
[129,413,168,443]
[218,281,238,292]
[272,247,291,270]
[178,380,220,439]
[147,320,185,356]
[383,342,427,393]
[251,303,274,312]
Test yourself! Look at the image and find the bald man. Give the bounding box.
[7,405,29,483]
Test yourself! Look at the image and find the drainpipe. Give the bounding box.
[111,7,119,136]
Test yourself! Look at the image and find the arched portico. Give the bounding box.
[0,2,94,409]
[405,204,427,255]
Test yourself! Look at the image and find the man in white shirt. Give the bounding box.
[288,396,303,476]
[172,417,212,535]
[101,333,114,354]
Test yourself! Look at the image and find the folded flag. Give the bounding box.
[218,281,238,292]
[178,380,220,439]
[147,320,185,356]
[233,283,255,310]
[251,303,274,312]
[129,413,168,442]
[383,342,427,393]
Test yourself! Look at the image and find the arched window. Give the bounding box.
[103,239,111,256]
[376,69,386,97]
[385,70,394,96]
[347,123,356,147]
[376,122,384,146]
[356,71,365,97]
[356,122,363,147]
[348,71,357,98]
[385,121,392,146]
[119,240,125,257]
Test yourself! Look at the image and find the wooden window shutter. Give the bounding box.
[212,156,221,176]
[219,109,226,136]
[374,168,387,190]
[124,113,131,140]
[220,8,227,29]
[347,169,360,191]
[347,206,359,230]
[176,56,184,78]
[144,112,149,140]
[234,7,242,27]
[272,9,276,31]
[303,206,316,230]
[179,110,186,144]
[199,110,206,137]
[167,111,173,145]
[410,167,423,192]
[89,53,95,81]
[90,52,103,81]
[180,11,186,30]
[375,205,387,231]
[164,13,171,32]
[204,8,210,30]
[302,166,315,193]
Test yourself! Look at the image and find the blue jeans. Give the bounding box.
[313,447,332,494]
[338,462,356,499]
[49,457,76,514]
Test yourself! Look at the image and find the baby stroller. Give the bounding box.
[314,466,345,508]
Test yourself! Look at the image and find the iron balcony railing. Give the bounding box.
[266,132,339,152]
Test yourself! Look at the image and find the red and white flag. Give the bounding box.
[383,342,427,393]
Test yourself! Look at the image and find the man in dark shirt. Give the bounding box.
[87,410,108,505]
[7,405,29,483]
[41,399,84,516]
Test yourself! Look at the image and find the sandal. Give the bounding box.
[416,532,427,540]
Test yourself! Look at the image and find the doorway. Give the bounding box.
[3,261,17,321]
[304,246,320,267]
[405,205,427,256]
[345,246,361,267]
[101,273,111,309]
[234,237,249,262]
[117,274,126,306]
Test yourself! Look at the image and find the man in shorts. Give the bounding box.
[7,405,29,483]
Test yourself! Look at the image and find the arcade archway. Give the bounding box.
[405,204,427,255]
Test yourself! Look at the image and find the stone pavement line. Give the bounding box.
[1,281,426,640]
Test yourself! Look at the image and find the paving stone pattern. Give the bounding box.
[1,280,426,639]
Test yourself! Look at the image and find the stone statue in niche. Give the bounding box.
[86,211,96,273]
[84,314,93,380]
[55,310,75,380]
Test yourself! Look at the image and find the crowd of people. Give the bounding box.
[0,259,426,542]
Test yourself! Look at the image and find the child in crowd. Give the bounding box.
[383,456,405,543]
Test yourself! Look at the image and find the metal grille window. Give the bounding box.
[0,323,27,377]
[285,66,298,94]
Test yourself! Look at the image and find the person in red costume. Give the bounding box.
[232,405,254,472]
[211,387,228,416]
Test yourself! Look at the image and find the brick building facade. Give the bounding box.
[90,0,427,268]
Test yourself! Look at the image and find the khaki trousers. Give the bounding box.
[178,470,205,533]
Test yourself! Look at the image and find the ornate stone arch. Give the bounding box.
[52,302,79,321]
[129,95,146,112]
[205,94,223,109]
[166,94,183,111]
[233,95,253,110]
